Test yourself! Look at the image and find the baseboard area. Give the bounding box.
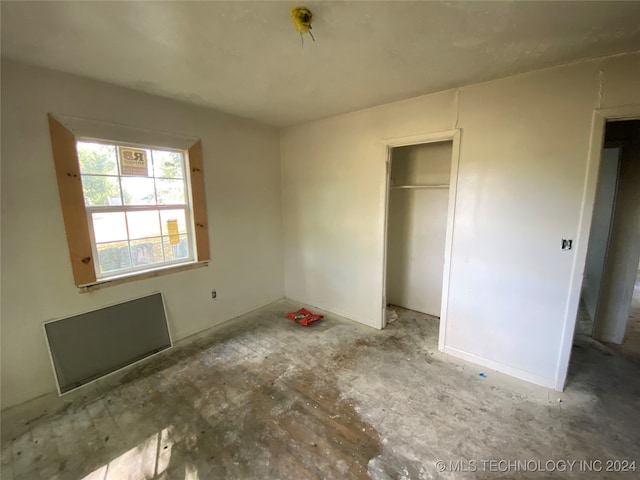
[443,345,558,390]
[1,298,287,418]
[596,333,624,344]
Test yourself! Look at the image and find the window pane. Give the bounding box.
[92,212,127,243]
[156,179,185,205]
[130,237,164,266]
[153,150,183,179]
[121,177,156,205]
[118,148,153,177]
[82,175,122,206]
[127,211,161,239]
[77,142,118,175]
[160,209,187,236]
[97,241,131,273]
[73,141,196,279]
[163,235,190,261]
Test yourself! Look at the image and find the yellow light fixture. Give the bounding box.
[291,7,315,45]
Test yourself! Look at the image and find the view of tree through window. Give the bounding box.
[77,141,193,277]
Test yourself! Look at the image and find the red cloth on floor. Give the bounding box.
[286,308,323,326]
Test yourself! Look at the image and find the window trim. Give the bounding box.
[77,137,196,280]
[48,114,210,287]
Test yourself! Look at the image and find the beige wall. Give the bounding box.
[281,52,640,389]
[1,60,285,409]
[390,142,452,186]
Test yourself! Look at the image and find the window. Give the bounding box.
[48,115,209,286]
[78,141,193,279]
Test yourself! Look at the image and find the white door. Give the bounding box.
[582,147,620,320]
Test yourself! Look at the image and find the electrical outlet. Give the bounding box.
[211,290,217,299]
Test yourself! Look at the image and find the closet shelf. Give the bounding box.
[390,184,449,189]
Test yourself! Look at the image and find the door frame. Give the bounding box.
[592,143,624,340]
[585,144,623,338]
[379,129,461,353]
[556,105,640,391]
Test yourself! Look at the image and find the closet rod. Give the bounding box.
[390,185,449,189]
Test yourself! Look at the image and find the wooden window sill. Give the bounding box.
[79,261,208,292]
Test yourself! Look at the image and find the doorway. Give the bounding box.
[381,132,459,348]
[578,119,640,358]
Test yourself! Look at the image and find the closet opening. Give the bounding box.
[382,135,457,347]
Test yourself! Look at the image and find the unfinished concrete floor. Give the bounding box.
[2,300,639,479]
[576,274,640,363]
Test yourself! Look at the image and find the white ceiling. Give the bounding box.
[2,1,640,127]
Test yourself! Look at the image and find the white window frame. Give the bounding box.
[78,138,198,281]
